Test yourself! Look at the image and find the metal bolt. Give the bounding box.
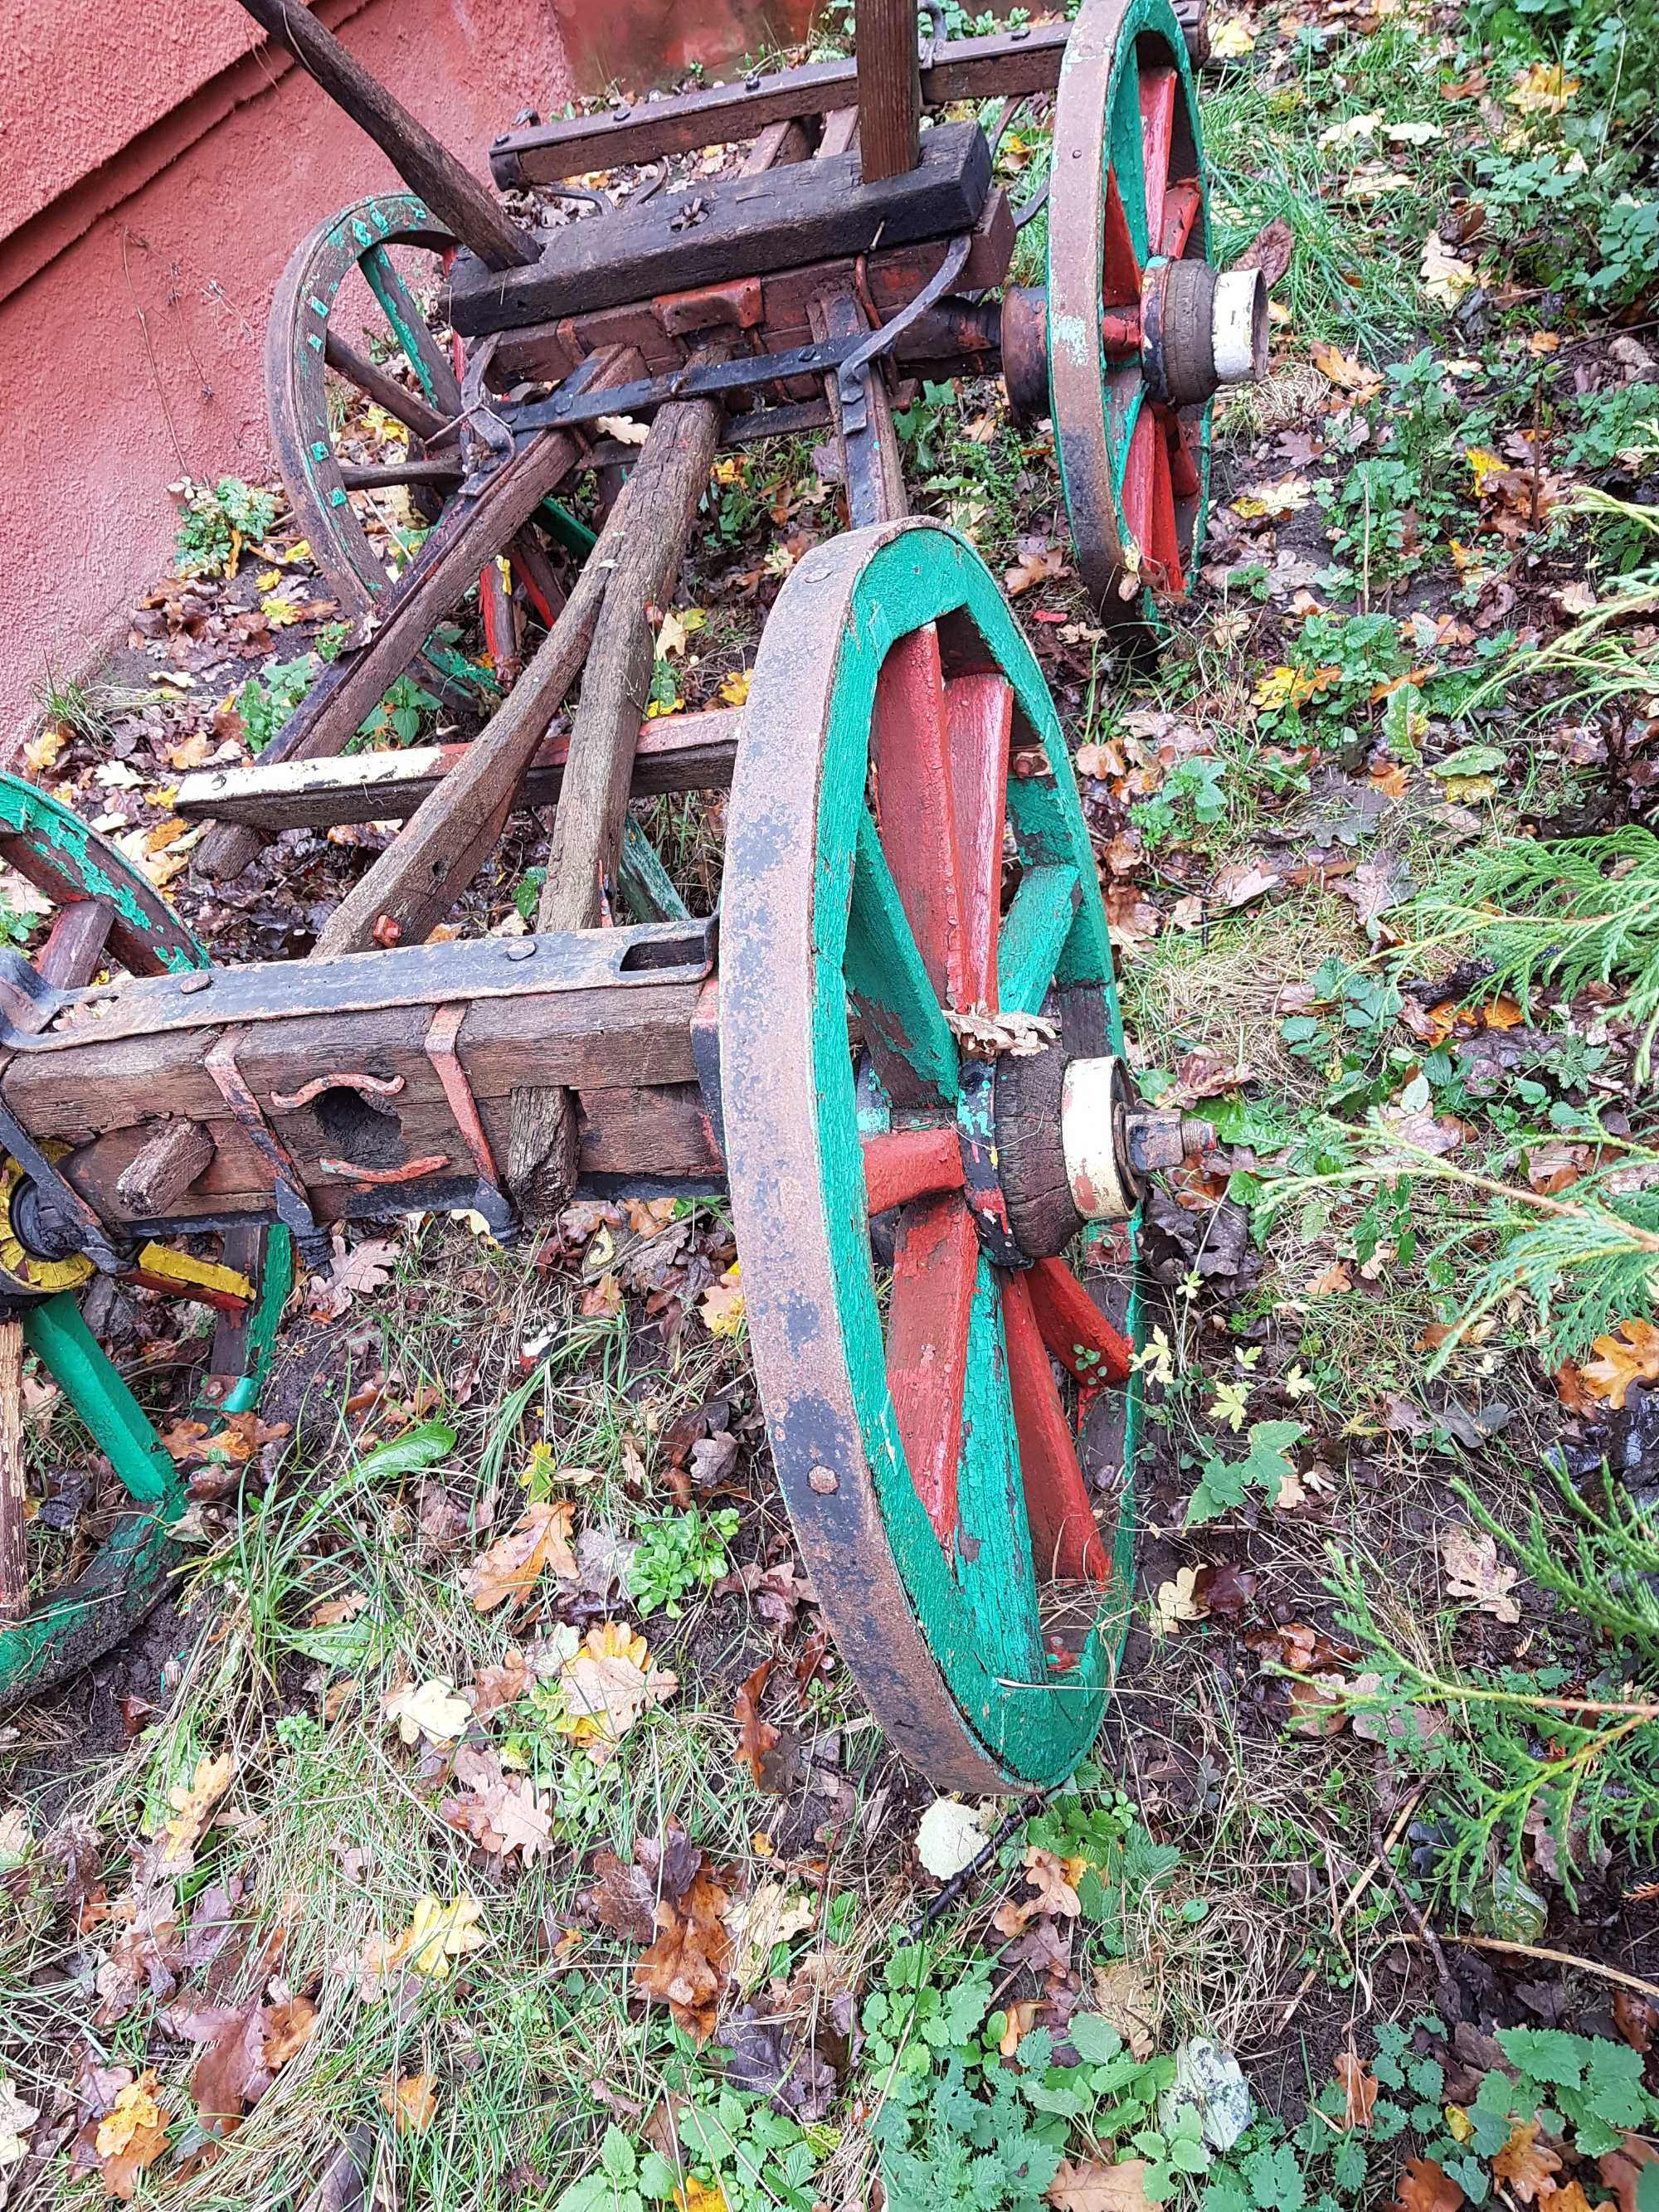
[505,940,537,961]
[808,1464,839,1494]
[612,102,631,119]
[179,973,213,994]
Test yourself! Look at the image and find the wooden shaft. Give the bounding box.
[324,330,452,443]
[115,1119,216,1216]
[233,0,536,270]
[35,898,114,988]
[854,0,922,182]
[0,1320,27,1626]
[537,344,732,932]
[308,478,638,960]
[196,424,582,885]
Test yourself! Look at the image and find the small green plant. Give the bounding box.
[30,668,114,747]
[233,659,440,755]
[1566,381,1659,473]
[1332,1466,1659,1905]
[173,476,280,578]
[1131,756,1230,850]
[556,2089,822,2212]
[235,655,316,751]
[1183,1421,1304,1528]
[627,1506,739,1617]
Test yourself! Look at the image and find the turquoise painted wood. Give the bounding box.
[845,808,961,1106]
[998,863,1081,1017]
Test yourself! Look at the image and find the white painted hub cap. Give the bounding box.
[1060,1056,1133,1222]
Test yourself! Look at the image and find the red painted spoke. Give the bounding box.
[871,625,966,1006]
[1147,411,1185,594]
[1026,1256,1132,1388]
[1138,66,1177,262]
[887,1197,978,1544]
[943,673,1011,1012]
[479,560,514,672]
[862,1125,965,1215]
[1102,168,1141,307]
[1159,178,1203,260]
[1170,411,1203,502]
[1003,1272,1108,1582]
[1120,405,1157,569]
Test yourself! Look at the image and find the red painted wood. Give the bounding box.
[1102,168,1141,305]
[1120,405,1156,569]
[862,1125,965,1214]
[1159,177,1203,260]
[1148,411,1185,593]
[870,623,966,1006]
[1026,1255,1133,1387]
[944,672,1011,1011]
[1170,411,1203,500]
[886,1195,978,1542]
[1138,65,1176,260]
[1003,1271,1107,1580]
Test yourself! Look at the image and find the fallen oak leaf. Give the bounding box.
[379,2072,438,2134]
[362,1894,485,1988]
[158,1751,235,1874]
[1580,1318,1659,1410]
[733,1659,780,1787]
[1441,1526,1520,1626]
[95,2072,171,2200]
[0,2078,40,2166]
[556,1621,677,1763]
[1047,2156,1155,2211]
[460,1500,577,1613]
[1391,2157,1466,2212]
[633,1866,733,2041]
[383,1678,471,1747]
[1335,2044,1379,2127]
[1492,2120,1561,2204]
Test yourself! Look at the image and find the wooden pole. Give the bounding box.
[232,0,538,271]
[309,480,638,960]
[854,0,922,182]
[0,1320,27,1626]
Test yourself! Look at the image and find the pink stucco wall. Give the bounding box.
[0,0,574,746]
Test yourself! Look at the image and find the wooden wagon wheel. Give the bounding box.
[723,520,1167,1791]
[1045,0,1267,621]
[265,192,591,703]
[0,779,290,1704]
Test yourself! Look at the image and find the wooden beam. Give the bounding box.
[489,25,1069,184]
[232,0,536,270]
[174,710,741,833]
[447,124,990,336]
[855,0,922,182]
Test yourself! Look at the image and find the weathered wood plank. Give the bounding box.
[233,0,536,270]
[174,711,741,834]
[448,124,990,335]
[855,0,922,182]
[489,26,1068,184]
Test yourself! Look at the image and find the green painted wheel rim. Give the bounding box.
[724,520,1145,1790]
[1048,0,1214,623]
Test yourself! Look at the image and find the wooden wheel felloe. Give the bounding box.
[265,192,586,703]
[1046,0,1267,620]
[0,780,290,1704]
[722,520,1156,1791]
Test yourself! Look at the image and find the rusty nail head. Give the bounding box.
[505,941,537,961]
[180,974,213,994]
[808,1464,838,1494]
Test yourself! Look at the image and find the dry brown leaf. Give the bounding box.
[95,2072,171,2199]
[1005,542,1068,596]
[556,1621,678,1763]
[379,2072,438,2134]
[1287,1673,1350,1737]
[1599,2133,1657,2212]
[460,1500,577,1612]
[1309,340,1384,401]
[734,1659,779,1787]
[1580,1318,1659,1410]
[1441,1526,1520,1625]
[1047,2156,1154,2211]
[307,1236,400,1320]
[1091,1962,1159,2060]
[1335,2045,1379,2127]
[633,1866,732,2040]
[260,1996,318,2068]
[1391,2158,1467,2212]
[1492,2121,1561,2203]
[159,1752,235,1874]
